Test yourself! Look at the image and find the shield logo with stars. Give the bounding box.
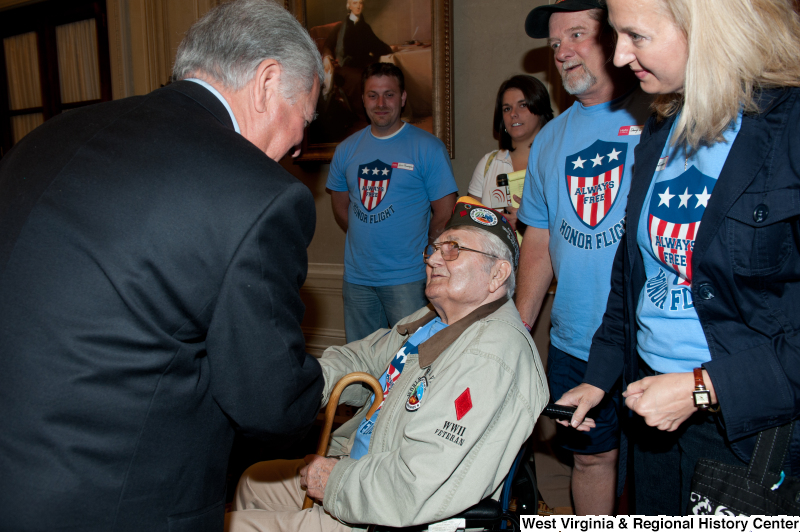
[564,140,628,229]
[358,159,393,211]
[647,167,716,286]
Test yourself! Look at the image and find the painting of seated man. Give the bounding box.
[306,0,433,146]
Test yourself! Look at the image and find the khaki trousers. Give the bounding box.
[225,459,355,532]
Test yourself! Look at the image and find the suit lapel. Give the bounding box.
[167,80,236,131]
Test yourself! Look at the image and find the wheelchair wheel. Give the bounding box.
[510,461,538,516]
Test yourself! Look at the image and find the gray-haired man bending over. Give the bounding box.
[0,1,325,530]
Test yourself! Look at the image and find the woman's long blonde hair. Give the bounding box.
[654,0,800,148]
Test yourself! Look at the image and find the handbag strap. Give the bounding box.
[483,150,499,178]
[747,421,794,485]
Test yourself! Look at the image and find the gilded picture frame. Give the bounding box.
[285,0,453,162]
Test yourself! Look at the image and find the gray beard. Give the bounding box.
[561,65,597,96]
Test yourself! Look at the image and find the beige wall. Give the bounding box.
[452,0,557,191]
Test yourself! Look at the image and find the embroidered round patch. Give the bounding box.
[406,376,427,412]
[469,208,498,226]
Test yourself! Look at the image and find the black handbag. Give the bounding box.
[688,422,800,515]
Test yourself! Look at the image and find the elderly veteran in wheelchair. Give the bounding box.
[225,197,548,532]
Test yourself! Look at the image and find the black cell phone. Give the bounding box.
[542,403,577,421]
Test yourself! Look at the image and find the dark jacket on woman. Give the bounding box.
[584,87,800,471]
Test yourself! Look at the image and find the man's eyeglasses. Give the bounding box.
[423,241,502,264]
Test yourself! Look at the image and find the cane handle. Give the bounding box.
[302,372,383,509]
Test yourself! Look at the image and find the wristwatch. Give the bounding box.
[692,367,712,409]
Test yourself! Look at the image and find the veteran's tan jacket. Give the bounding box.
[319,298,548,528]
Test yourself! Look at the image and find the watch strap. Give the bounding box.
[693,367,711,410]
[693,367,705,389]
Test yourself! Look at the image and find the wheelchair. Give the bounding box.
[366,441,538,532]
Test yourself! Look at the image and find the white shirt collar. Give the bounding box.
[370,122,405,140]
[498,149,512,162]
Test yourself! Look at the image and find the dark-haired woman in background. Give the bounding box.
[468,75,553,231]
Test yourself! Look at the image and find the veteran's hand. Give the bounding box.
[555,383,605,431]
[299,455,338,502]
[624,372,712,432]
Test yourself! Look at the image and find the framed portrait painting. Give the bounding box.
[285,0,453,162]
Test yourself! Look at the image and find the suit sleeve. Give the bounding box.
[205,180,323,441]
[706,331,800,441]
[318,309,431,408]
[362,23,392,59]
[318,326,401,408]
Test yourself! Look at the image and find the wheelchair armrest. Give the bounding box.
[366,499,503,531]
[456,497,502,521]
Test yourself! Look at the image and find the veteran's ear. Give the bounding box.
[488,260,512,294]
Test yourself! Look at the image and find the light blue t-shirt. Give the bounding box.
[350,318,448,460]
[636,112,742,373]
[327,124,457,286]
[518,90,652,361]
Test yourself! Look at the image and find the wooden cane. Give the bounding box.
[302,372,384,509]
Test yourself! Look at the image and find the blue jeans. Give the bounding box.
[342,280,429,343]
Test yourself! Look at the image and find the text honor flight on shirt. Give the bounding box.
[352,202,395,224]
[558,216,627,251]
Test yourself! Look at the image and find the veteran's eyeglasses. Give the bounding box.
[423,241,502,264]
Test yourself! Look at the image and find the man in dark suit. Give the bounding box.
[0,1,324,530]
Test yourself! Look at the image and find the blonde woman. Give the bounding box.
[554,0,800,515]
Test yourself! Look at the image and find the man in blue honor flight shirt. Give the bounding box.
[515,0,652,515]
[326,62,457,344]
